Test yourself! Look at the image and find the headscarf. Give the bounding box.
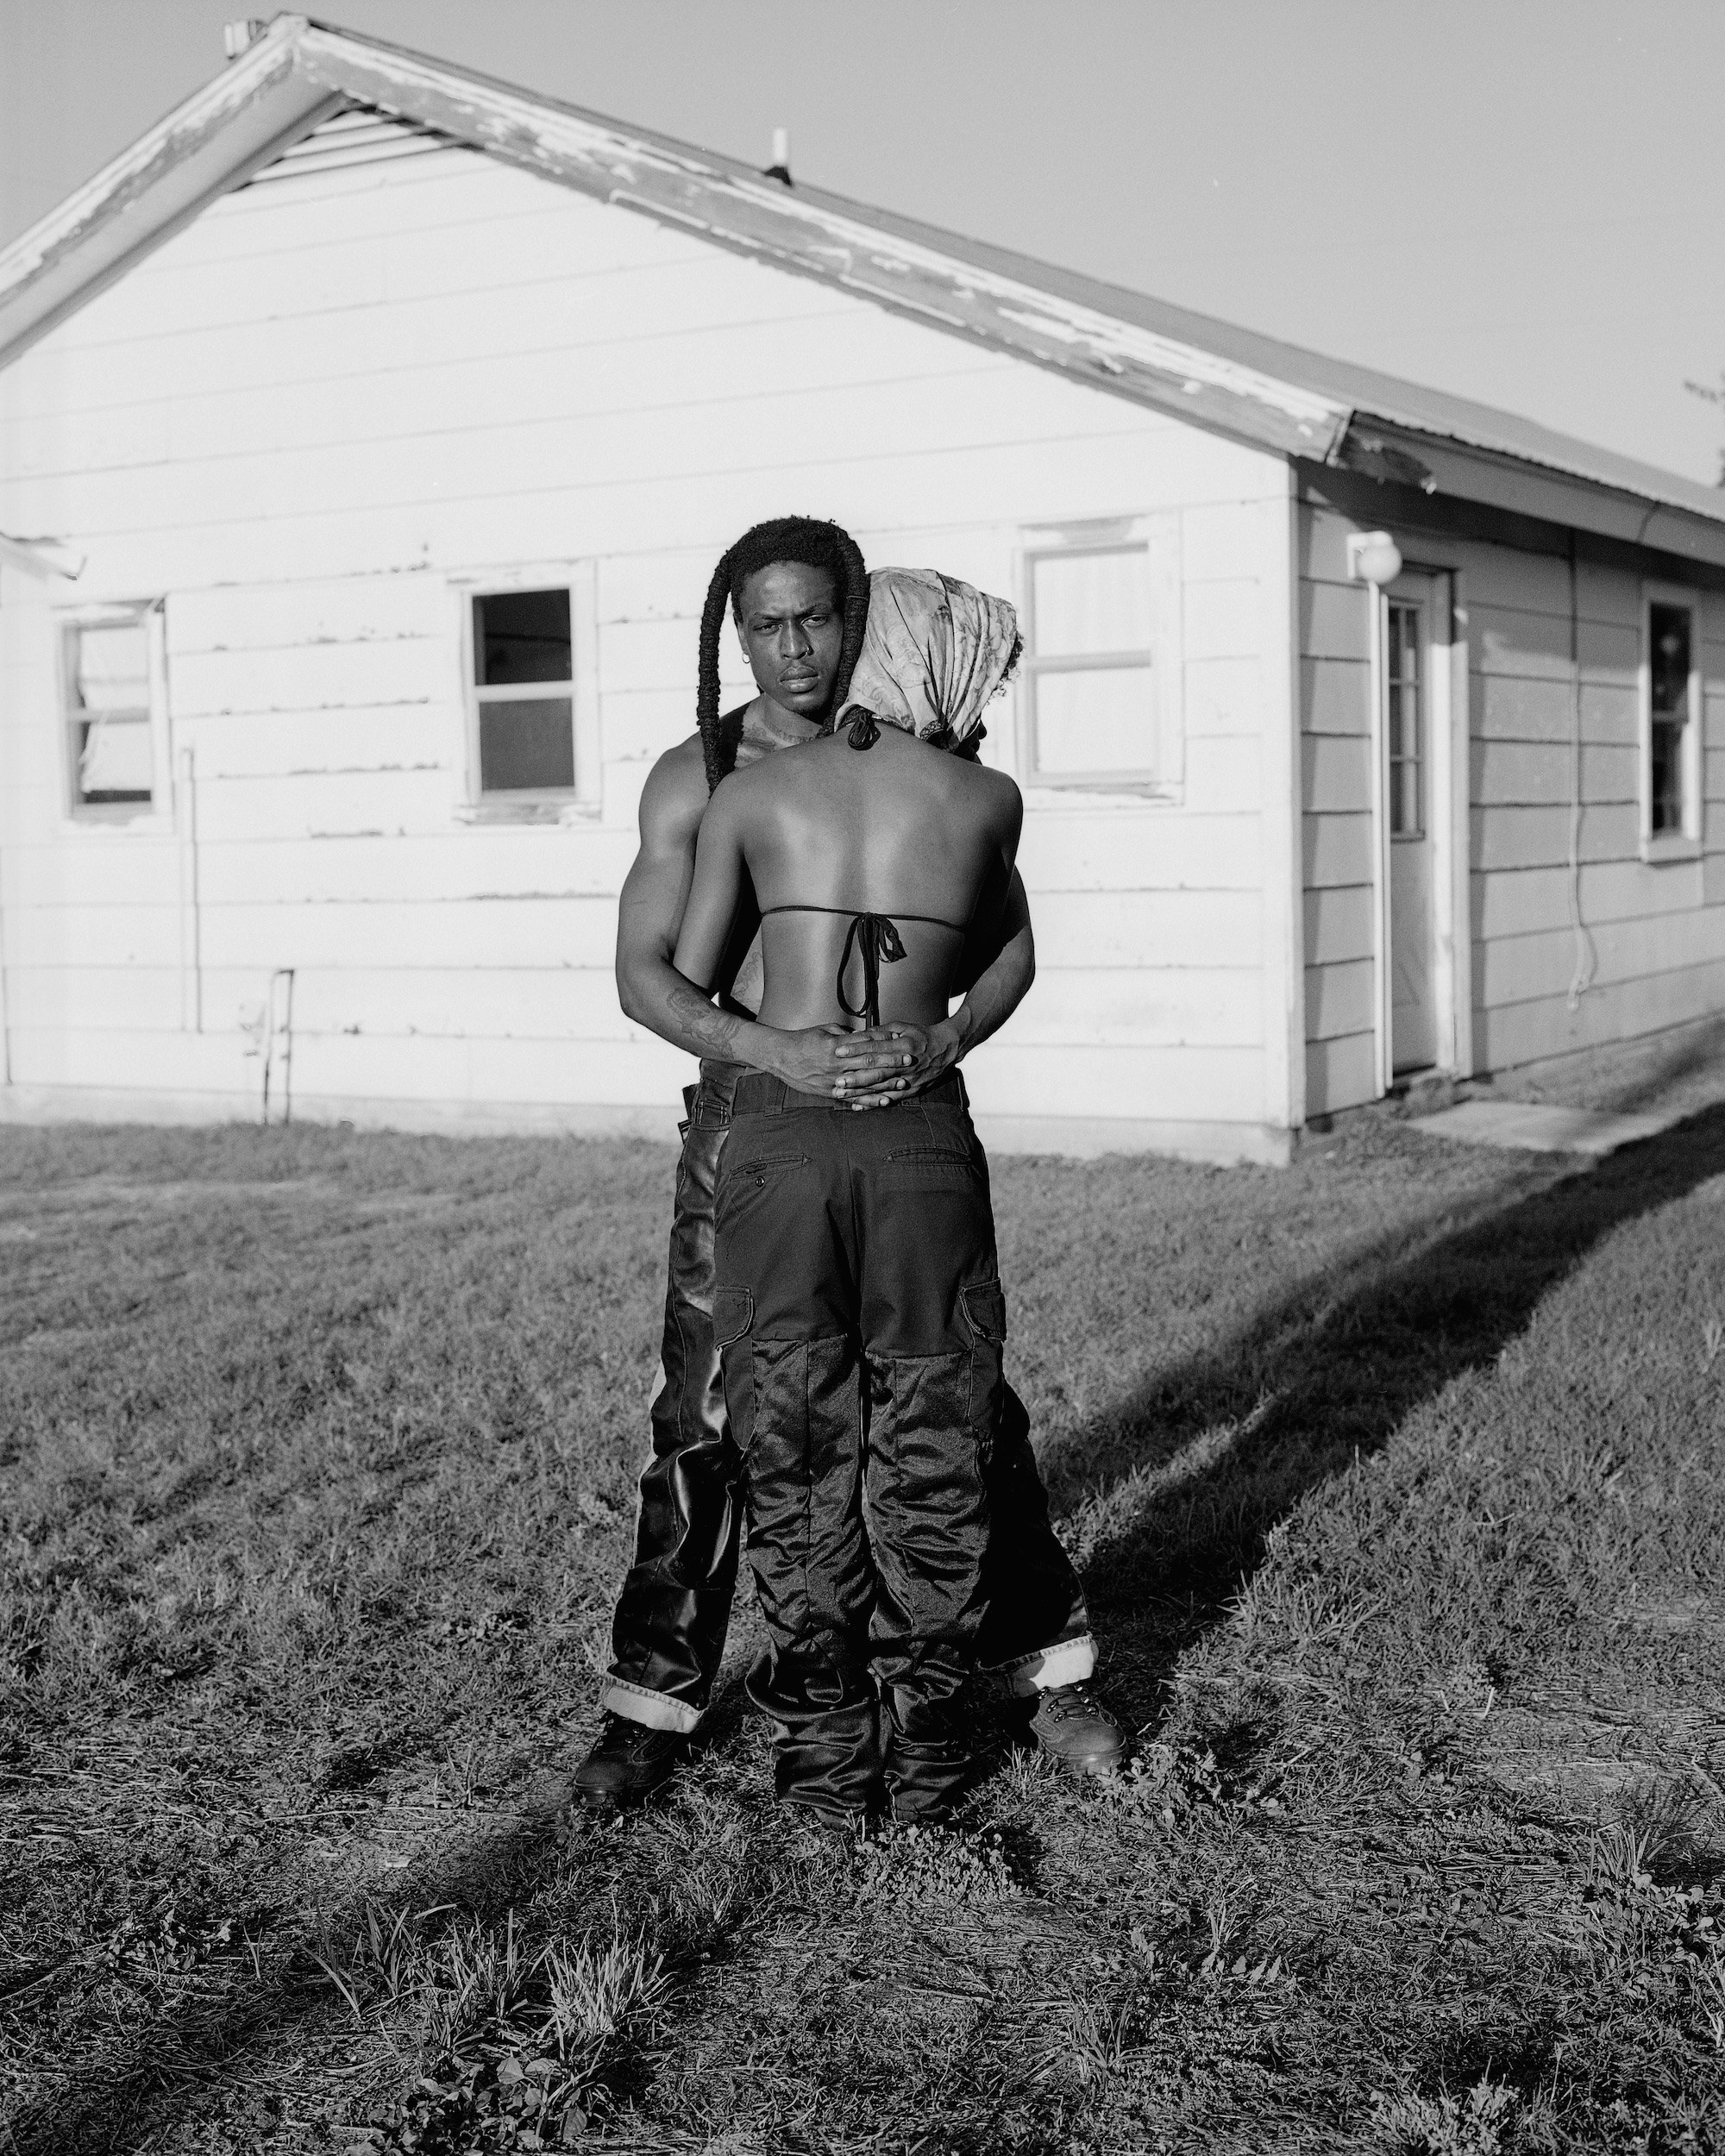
[839,568,1020,750]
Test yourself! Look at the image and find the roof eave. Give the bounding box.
[1333,415,1725,568]
[3,13,1719,544]
[0,15,342,375]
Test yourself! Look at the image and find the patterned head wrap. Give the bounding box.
[839,568,1020,750]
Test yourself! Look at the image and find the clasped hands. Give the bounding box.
[764,1017,964,1109]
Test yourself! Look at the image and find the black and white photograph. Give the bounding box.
[2,3,1722,2149]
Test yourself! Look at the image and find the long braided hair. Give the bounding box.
[695,517,868,793]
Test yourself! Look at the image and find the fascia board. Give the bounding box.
[291,24,1352,463]
[1343,418,1725,571]
[0,16,341,374]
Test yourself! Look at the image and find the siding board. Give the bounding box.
[1302,812,1373,888]
[1305,1031,1376,1117]
[1299,578,1370,661]
[1301,654,1369,735]
[1304,957,1374,1040]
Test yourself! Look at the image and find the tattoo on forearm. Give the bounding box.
[667,980,743,1057]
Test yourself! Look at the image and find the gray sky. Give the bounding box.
[4,0,1723,487]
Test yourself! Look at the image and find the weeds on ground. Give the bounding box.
[3,1081,1725,2151]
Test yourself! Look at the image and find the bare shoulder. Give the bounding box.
[637,735,710,849]
[958,755,1023,832]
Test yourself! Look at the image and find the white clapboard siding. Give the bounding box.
[1304,957,1374,1041]
[3,825,642,907]
[0,133,1298,1145]
[1300,655,1369,735]
[47,430,1269,597]
[1477,906,1725,1010]
[1305,1032,1374,1119]
[1476,958,1725,1071]
[963,1042,1267,1124]
[1471,740,1640,809]
[1013,812,1264,893]
[1182,734,1261,814]
[1025,890,1261,964]
[1297,505,1382,1115]
[1471,803,1638,874]
[1304,885,1373,967]
[1185,658,1262,737]
[6,322,1013,483]
[1302,813,1372,890]
[1006,967,1263,1047]
[1465,546,1725,1085]
[1478,858,1711,940]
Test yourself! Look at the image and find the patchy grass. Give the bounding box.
[3,1042,1723,2153]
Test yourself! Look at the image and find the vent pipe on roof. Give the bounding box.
[764,127,792,186]
[223,19,267,60]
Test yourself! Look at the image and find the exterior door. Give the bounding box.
[1384,580,1438,1073]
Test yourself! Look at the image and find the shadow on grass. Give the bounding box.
[22,1100,1725,2153]
[3,1777,571,2156]
[1060,1100,1725,1730]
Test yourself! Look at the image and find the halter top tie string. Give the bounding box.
[760,904,966,1029]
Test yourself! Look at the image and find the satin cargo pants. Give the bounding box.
[600,1061,1092,1738]
[712,1069,1019,1817]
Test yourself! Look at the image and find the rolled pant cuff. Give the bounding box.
[600,1677,702,1735]
[985,1633,1097,1698]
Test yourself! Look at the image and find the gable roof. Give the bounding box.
[4,11,1723,559]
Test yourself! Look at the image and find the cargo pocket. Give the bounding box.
[959,1280,1007,1467]
[712,1287,753,1350]
[711,1286,756,1462]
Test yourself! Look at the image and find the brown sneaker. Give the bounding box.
[1028,1682,1132,1778]
[571,1714,687,1811]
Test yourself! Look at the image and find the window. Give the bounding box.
[60,605,164,818]
[471,587,575,793]
[1019,523,1178,791]
[1640,586,1702,855]
[1386,599,1423,837]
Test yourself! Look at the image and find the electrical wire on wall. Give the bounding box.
[1565,534,1596,1012]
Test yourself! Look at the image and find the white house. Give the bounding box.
[2,16,1722,1164]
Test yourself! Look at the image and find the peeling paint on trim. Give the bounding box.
[2,10,1722,536]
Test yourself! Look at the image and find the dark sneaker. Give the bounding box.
[571,1714,687,1811]
[1029,1682,1132,1779]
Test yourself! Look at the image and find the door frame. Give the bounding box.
[1370,565,1468,1092]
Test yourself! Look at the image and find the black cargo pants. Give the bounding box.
[600,1061,1093,1739]
[712,1068,1022,1818]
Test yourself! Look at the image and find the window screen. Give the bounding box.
[1026,547,1159,784]
[1647,600,1692,837]
[472,589,575,793]
[66,617,155,807]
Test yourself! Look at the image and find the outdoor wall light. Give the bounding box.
[1347,531,1403,586]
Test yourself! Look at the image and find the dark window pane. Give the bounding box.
[474,589,571,686]
[1650,717,1684,832]
[480,698,574,792]
[1649,603,1690,718]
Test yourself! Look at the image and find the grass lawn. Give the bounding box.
[3,1037,1724,2154]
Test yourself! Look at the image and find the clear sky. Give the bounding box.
[4,0,1724,487]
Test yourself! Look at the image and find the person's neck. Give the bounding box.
[745,692,826,749]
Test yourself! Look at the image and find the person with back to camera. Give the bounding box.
[668,567,1120,1824]
[574,523,1128,1814]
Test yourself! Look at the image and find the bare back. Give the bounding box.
[674,724,1023,1034]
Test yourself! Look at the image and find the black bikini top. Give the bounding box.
[754,707,965,1029]
[760,905,965,1028]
